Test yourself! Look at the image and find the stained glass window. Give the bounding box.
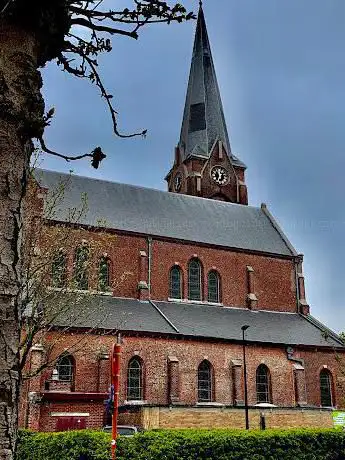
[256,364,271,403]
[99,257,111,291]
[188,259,201,301]
[198,360,213,402]
[320,370,333,407]
[56,354,74,382]
[127,357,143,401]
[169,266,182,299]
[208,271,220,303]
[51,250,66,288]
[74,245,89,290]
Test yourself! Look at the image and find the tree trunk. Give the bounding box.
[0,23,43,459]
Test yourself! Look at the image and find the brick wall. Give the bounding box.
[301,349,345,408]
[21,331,345,431]
[167,142,247,204]
[22,333,344,426]
[151,240,296,311]
[39,401,105,431]
[39,226,145,299]
[37,212,297,311]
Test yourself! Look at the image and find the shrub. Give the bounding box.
[17,430,112,460]
[17,428,345,460]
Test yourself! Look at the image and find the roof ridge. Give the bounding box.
[35,168,262,210]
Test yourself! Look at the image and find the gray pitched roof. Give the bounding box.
[35,169,296,257]
[179,5,245,168]
[51,295,343,348]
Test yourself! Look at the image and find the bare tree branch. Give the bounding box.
[70,17,139,39]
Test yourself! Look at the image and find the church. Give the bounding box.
[20,4,345,432]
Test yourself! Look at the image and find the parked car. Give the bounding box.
[102,425,142,436]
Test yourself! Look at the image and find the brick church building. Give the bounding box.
[20,4,345,431]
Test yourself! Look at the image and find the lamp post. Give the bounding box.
[241,325,250,430]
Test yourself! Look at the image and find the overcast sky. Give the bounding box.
[40,0,345,332]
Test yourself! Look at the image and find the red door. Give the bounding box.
[56,416,87,431]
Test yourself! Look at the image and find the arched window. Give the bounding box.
[169,266,182,299]
[56,354,74,382]
[198,360,213,402]
[207,271,220,303]
[51,250,66,288]
[256,364,271,403]
[320,369,333,407]
[74,244,89,290]
[127,357,143,401]
[188,259,202,301]
[99,256,111,291]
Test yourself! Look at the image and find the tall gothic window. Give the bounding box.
[169,266,182,299]
[188,258,201,301]
[56,354,74,382]
[320,369,333,407]
[207,270,220,303]
[51,250,66,288]
[99,256,111,291]
[198,360,213,402]
[74,244,89,290]
[256,364,271,403]
[127,357,143,401]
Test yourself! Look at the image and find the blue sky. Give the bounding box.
[41,0,345,332]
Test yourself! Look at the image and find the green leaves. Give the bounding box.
[17,428,345,460]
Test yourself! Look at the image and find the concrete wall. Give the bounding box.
[139,406,334,430]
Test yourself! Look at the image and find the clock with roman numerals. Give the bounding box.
[174,173,182,192]
[211,166,229,186]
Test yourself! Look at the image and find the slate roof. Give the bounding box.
[35,169,296,257]
[51,295,344,348]
[178,5,245,168]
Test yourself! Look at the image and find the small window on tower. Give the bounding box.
[189,103,206,133]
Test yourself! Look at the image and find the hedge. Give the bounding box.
[17,428,345,460]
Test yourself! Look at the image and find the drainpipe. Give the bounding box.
[147,237,152,298]
[286,346,304,366]
[294,256,301,314]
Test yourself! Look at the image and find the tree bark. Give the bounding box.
[0,23,43,459]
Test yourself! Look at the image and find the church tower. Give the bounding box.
[166,3,248,204]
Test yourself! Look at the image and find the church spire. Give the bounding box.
[178,3,241,164]
[166,3,248,205]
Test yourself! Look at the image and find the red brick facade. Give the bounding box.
[166,141,248,204]
[19,180,345,432]
[20,3,345,432]
[150,239,296,312]
[21,332,344,431]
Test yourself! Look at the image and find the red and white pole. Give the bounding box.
[111,336,121,460]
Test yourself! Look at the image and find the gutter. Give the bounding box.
[286,346,304,366]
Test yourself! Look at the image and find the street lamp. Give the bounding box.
[241,325,250,430]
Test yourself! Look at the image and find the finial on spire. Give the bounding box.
[199,0,203,7]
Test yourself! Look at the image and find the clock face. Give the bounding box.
[211,166,229,186]
[174,174,182,192]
